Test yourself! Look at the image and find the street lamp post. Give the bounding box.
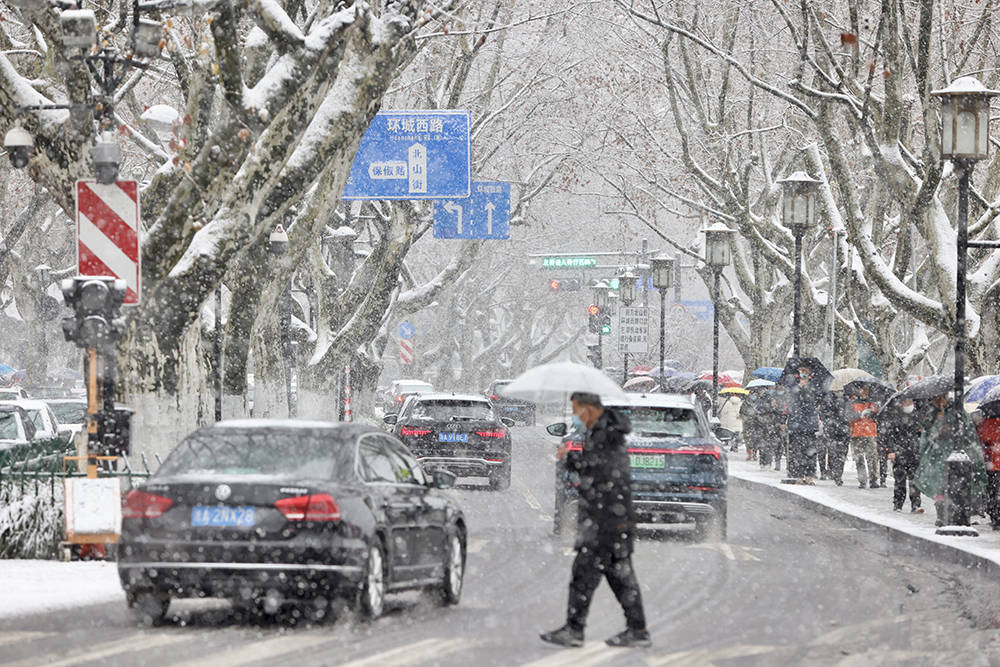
[594,283,610,371]
[269,224,295,418]
[778,171,821,358]
[703,224,735,415]
[650,254,675,392]
[620,269,637,385]
[931,76,999,533]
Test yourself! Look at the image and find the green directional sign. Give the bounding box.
[542,256,597,269]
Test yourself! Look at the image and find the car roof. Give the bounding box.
[211,419,381,436]
[0,404,25,414]
[0,399,49,410]
[605,393,698,409]
[392,379,432,387]
[44,398,88,404]
[411,392,490,403]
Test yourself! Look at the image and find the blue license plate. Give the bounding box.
[503,406,519,412]
[191,505,256,527]
[439,432,469,443]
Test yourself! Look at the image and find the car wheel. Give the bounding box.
[437,530,465,605]
[489,464,511,491]
[360,540,386,620]
[130,591,170,625]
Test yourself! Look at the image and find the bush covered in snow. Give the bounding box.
[0,482,63,560]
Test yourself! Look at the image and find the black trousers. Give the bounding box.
[827,438,849,482]
[892,455,921,510]
[567,547,646,632]
[986,471,1000,527]
[787,432,817,478]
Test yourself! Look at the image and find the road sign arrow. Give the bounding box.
[444,201,463,234]
[484,202,496,235]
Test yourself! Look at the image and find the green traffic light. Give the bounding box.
[601,324,612,334]
[608,278,620,290]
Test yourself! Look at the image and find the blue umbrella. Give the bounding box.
[966,375,1000,403]
[752,367,783,383]
[0,364,15,375]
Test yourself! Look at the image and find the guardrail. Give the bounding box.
[0,444,155,500]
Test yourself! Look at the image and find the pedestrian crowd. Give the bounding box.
[738,365,997,530]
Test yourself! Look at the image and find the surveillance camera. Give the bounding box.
[90,140,121,185]
[4,126,33,169]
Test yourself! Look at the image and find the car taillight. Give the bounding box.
[476,429,506,438]
[275,493,342,521]
[400,426,432,436]
[688,486,717,492]
[122,490,173,519]
[396,395,405,402]
[489,394,500,400]
[565,440,584,452]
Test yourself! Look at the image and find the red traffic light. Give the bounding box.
[549,280,561,291]
[587,304,599,316]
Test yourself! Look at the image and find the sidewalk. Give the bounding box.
[727,451,1000,570]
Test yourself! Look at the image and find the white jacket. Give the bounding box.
[718,395,743,433]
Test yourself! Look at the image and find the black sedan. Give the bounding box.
[118,421,466,623]
[384,393,514,490]
[483,379,535,425]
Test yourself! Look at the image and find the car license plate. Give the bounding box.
[630,454,666,469]
[191,505,256,527]
[439,432,469,443]
[503,406,519,412]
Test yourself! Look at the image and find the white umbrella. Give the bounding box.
[503,361,628,402]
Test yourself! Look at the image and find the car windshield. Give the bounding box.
[411,400,494,421]
[27,409,47,432]
[49,403,86,424]
[156,429,355,480]
[619,406,701,437]
[494,382,511,394]
[0,413,19,439]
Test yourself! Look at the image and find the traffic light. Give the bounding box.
[61,277,127,348]
[562,278,582,291]
[600,309,612,335]
[587,304,600,332]
[548,279,562,291]
[586,342,602,369]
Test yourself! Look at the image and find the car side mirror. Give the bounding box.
[501,417,515,428]
[383,414,398,425]
[429,469,457,489]
[546,422,568,437]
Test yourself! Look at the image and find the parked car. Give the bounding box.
[45,398,88,436]
[0,387,30,401]
[384,393,514,490]
[0,404,37,454]
[0,399,72,446]
[118,420,466,623]
[548,393,727,539]
[387,379,434,409]
[483,379,535,426]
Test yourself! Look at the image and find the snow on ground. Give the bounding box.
[0,559,123,619]
[728,453,1000,567]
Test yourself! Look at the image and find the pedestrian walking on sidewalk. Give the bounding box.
[754,387,784,470]
[880,398,923,512]
[785,366,820,483]
[973,403,1000,531]
[845,385,880,489]
[740,392,761,463]
[718,393,745,457]
[817,390,850,486]
[914,393,987,527]
[541,392,650,649]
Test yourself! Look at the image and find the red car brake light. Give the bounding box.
[400,426,432,436]
[122,490,173,519]
[626,446,721,459]
[275,493,342,521]
[489,394,500,400]
[476,429,506,438]
[565,440,584,452]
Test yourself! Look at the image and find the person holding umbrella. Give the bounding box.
[780,359,831,484]
[880,397,923,512]
[915,391,987,527]
[817,389,850,485]
[973,387,1000,530]
[844,384,881,488]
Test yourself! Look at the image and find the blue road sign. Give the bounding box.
[432,181,510,240]
[398,321,415,339]
[679,300,715,323]
[342,111,471,200]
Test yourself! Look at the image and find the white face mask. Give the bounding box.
[902,404,915,414]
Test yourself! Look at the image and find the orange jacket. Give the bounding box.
[977,417,1000,471]
[849,401,878,438]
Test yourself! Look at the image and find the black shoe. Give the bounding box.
[893,506,903,512]
[835,479,843,486]
[540,625,584,647]
[605,628,651,648]
[858,483,867,489]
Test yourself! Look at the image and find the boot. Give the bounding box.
[935,501,946,527]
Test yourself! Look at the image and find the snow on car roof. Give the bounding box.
[213,419,363,430]
[605,393,697,409]
[412,392,490,403]
[0,399,48,410]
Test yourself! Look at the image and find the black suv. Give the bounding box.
[548,393,727,539]
[385,393,514,490]
[483,380,535,426]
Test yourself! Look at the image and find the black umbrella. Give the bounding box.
[779,357,833,391]
[843,377,895,403]
[896,375,953,401]
[977,385,1000,415]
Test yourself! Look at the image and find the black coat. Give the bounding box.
[568,408,635,557]
[878,409,922,462]
[817,392,850,440]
